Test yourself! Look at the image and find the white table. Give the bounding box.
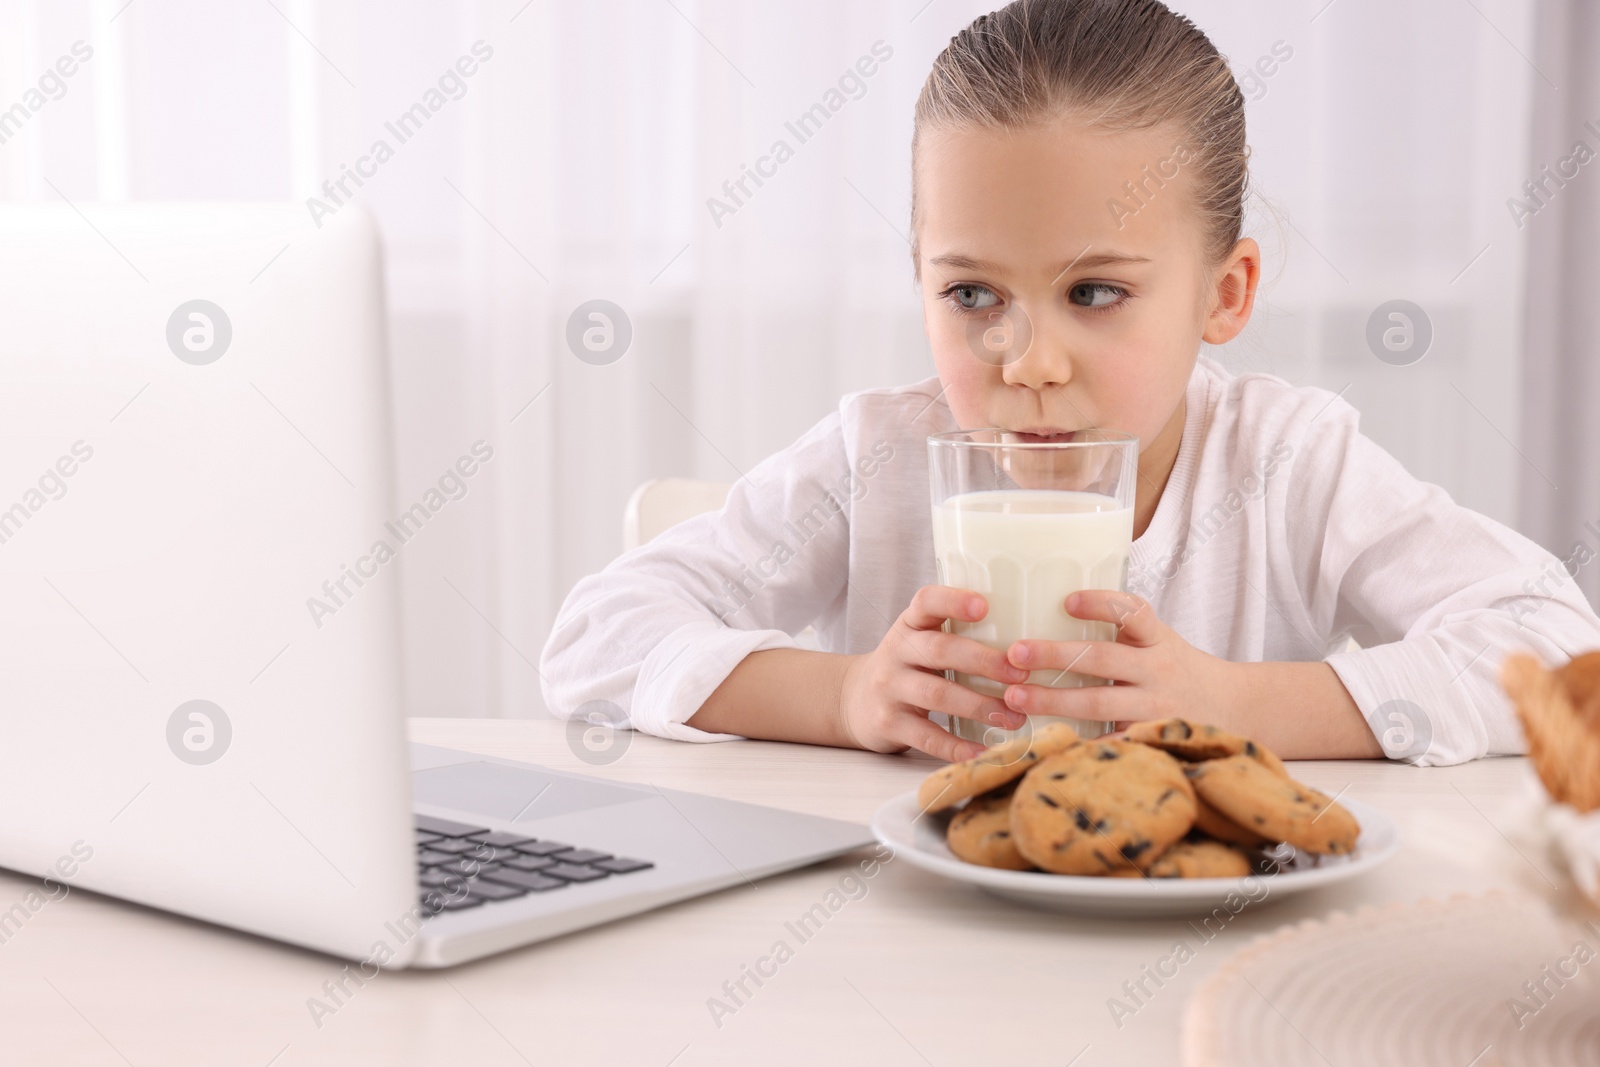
[0,720,1565,1066]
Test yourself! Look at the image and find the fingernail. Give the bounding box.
[1010,644,1030,665]
[1005,687,1024,709]
[967,596,984,618]
[1065,592,1081,612]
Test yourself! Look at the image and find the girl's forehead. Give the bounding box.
[918,118,1184,184]
[915,118,1198,270]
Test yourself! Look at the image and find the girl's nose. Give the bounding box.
[999,306,1073,390]
[966,302,1033,370]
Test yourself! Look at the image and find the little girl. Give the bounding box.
[540,0,1600,766]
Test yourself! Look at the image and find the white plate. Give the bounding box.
[870,790,1401,918]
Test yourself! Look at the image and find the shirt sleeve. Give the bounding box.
[1288,394,1600,766]
[538,406,854,742]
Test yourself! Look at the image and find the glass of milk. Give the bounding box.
[928,428,1139,745]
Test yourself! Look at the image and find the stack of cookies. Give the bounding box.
[1501,650,1600,812]
[919,718,1360,878]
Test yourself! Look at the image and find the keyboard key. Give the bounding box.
[550,849,611,865]
[465,879,528,902]
[498,854,555,873]
[415,830,443,845]
[416,848,459,867]
[479,831,538,848]
[543,863,608,883]
[427,838,486,856]
[415,815,490,839]
[418,870,469,890]
[421,888,482,913]
[436,857,501,878]
[459,843,527,864]
[423,879,473,906]
[480,869,568,893]
[593,857,654,874]
[512,840,573,857]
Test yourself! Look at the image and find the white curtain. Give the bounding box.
[1520,0,1600,606]
[0,0,1550,718]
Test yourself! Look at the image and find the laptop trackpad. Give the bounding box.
[412,761,650,822]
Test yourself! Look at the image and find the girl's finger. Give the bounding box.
[1006,638,1144,685]
[889,668,1024,728]
[900,584,987,632]
[906,628,1030,686]
[1065,590,1163,645]
[1000,680,1154,721]
[891,713,987,764]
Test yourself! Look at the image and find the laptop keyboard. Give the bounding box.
[415,814,654,915]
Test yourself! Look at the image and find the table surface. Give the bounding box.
[0,719,1582,1067]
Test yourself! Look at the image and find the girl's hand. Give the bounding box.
[999,590,1240,730]
[837,584,1030,762]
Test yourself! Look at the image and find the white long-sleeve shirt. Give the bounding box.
[539,355,1600,765]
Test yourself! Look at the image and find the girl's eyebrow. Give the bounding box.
[927,250,1152,274]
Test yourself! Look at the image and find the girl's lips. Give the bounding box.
[1012,429,1073,442]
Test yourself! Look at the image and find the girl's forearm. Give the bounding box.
[686,648,858,747]
[1223,660,1384,760]
[688,649,1382,762]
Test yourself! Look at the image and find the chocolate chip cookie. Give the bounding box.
[917,721,1082,813]
[1191,792,1271,848]
[1145,838,1254,879]
[1185,755,1359,855]
[945,790,1032,870]
[1008,739,1196,875]
[1126,718,1288,778]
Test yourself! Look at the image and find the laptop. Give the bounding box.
[0,202,873,969]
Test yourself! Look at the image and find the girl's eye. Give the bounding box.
[1068,282,1126,310]
[942,284,999,311]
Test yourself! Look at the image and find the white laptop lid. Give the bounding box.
[0,203,419,963]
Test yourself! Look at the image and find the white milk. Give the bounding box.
[932,489,1133,741]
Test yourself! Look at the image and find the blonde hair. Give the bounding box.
[912,0,1249,272]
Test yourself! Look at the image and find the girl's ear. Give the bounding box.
[1201,237,1260,345]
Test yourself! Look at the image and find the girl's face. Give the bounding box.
[914,116,1258,450]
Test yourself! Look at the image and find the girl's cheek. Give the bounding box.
[927,315,976,371]
[1078,354,1162,432]
[928,338,995,425]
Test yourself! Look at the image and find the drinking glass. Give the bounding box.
[928,428,1139,745]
